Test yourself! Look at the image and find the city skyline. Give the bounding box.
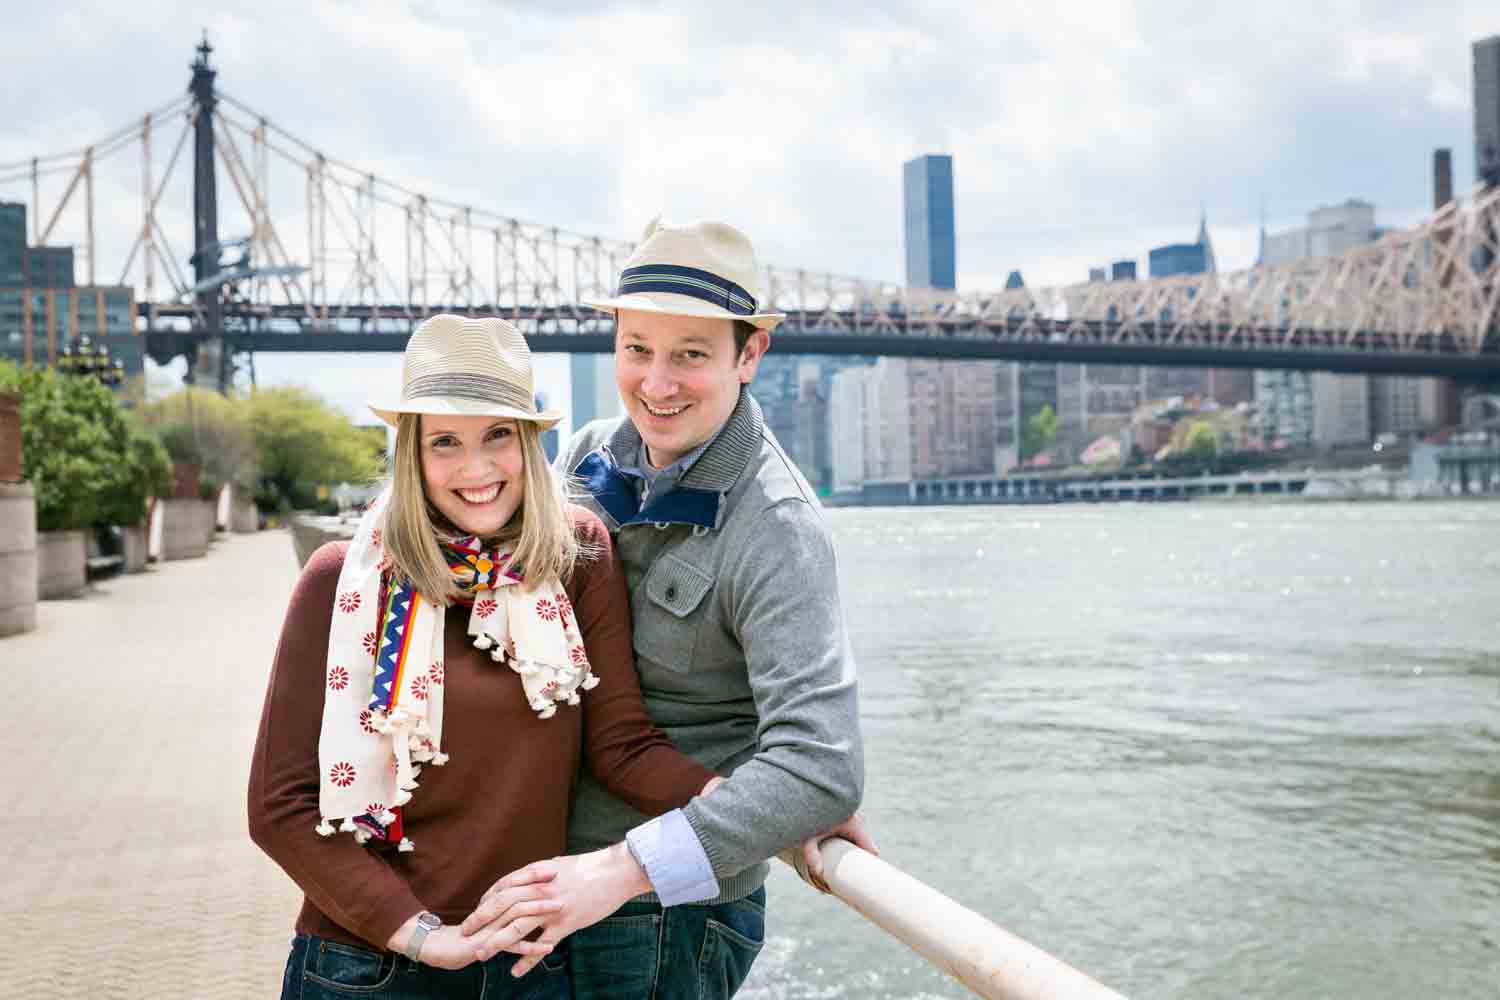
[3,6,1495,288]
[2,6,1497,423]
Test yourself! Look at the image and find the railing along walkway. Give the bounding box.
[780,843,1124,999]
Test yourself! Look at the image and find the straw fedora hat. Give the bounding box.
[582,218,786,330]
[369,314,562,429]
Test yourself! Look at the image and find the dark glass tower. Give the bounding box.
[903,155,955,290]
[1475,35,1500,187]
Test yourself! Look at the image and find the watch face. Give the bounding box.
[418,913,442,930]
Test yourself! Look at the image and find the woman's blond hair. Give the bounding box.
[380,413,582,604]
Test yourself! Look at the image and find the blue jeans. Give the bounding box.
[568,886,766,1000]
[280,933,570,1000]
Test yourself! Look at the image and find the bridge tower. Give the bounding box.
[188,34,227,390]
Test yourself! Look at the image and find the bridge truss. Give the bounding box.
[2,43,1498,382]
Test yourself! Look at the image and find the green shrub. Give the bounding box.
[1185,422,1220,459]
[0,360,168,531]
[100,419,172,525]
[144,388,258,494]
[246,387,385,513]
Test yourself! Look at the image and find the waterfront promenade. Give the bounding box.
[4,531,302,998]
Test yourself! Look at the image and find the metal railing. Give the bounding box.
[782,840,1126,1000]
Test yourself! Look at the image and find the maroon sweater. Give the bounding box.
[247,506,717,951]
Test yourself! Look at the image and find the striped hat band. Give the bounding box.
[616,264,758,317]
[402,373,536,412]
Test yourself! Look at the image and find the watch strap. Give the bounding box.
[403,911,441,962]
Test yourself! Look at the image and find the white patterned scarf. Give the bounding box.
[313,491,599,851]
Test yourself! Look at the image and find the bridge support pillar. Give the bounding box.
[189,36,227,393]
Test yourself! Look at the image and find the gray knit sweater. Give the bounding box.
[557,389,864,903]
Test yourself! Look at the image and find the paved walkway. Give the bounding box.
[4,530,306,998]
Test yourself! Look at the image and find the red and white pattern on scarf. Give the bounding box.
[312,490,599,852]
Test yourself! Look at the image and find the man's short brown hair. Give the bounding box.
[732,319,757,357]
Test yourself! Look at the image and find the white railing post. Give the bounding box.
[781,840,1127,1000]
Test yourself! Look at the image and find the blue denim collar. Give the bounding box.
[574,388,764,531]
[573,448,723,530]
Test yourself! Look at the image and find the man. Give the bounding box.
[463,219,868,997]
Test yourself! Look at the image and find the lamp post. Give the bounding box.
[57,336,126,387]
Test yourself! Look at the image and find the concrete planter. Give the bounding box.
[0,481,38,635]
[147,498,163,562]
[0,391,20,484]
[290,513,354,568]
[159,498,210,560]
[195,499,216,551]
[200,497,219,547]
[121,521,149,573]
[37,529,86,600]
[231,498,259,533]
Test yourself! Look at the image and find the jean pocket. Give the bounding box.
[302,938,397,994]
[571,914,660,1000]
[696,915,764,1000]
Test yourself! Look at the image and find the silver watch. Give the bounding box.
[403,911,442,962]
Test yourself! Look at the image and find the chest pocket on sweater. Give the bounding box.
[635,552,717,675]
[646,553,713,618]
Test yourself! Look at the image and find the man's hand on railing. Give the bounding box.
[795,812,878,894]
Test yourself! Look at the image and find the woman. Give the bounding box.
[248,314,721,998]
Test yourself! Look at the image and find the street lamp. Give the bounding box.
[58,336,125,387]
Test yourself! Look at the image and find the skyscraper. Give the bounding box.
[1148,211,1216,279]
[535,394,559,462]
[903,154,955,290]
[828,366,866,493]
[1145,218,1217,401]
[0,200,139,380]
[0,203,24,287]
[569,354,621,431]
[24,246,74,288]
[1196,211,1217,273]
[1255,198,1438,446]
[1434,148,1454,209]
[752,353,871,492]
[1147,242,1209,278]
[862,358,913,485]
[1475,35,1500,187]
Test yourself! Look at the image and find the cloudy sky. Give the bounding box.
[3,1,1496,427]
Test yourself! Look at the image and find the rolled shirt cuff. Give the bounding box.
[625,809,718,906]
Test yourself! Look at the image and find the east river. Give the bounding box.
[740,501,1499,999]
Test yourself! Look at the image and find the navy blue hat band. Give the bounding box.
[616,264,758,316]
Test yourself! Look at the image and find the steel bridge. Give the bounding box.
[4,39,1500,388]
